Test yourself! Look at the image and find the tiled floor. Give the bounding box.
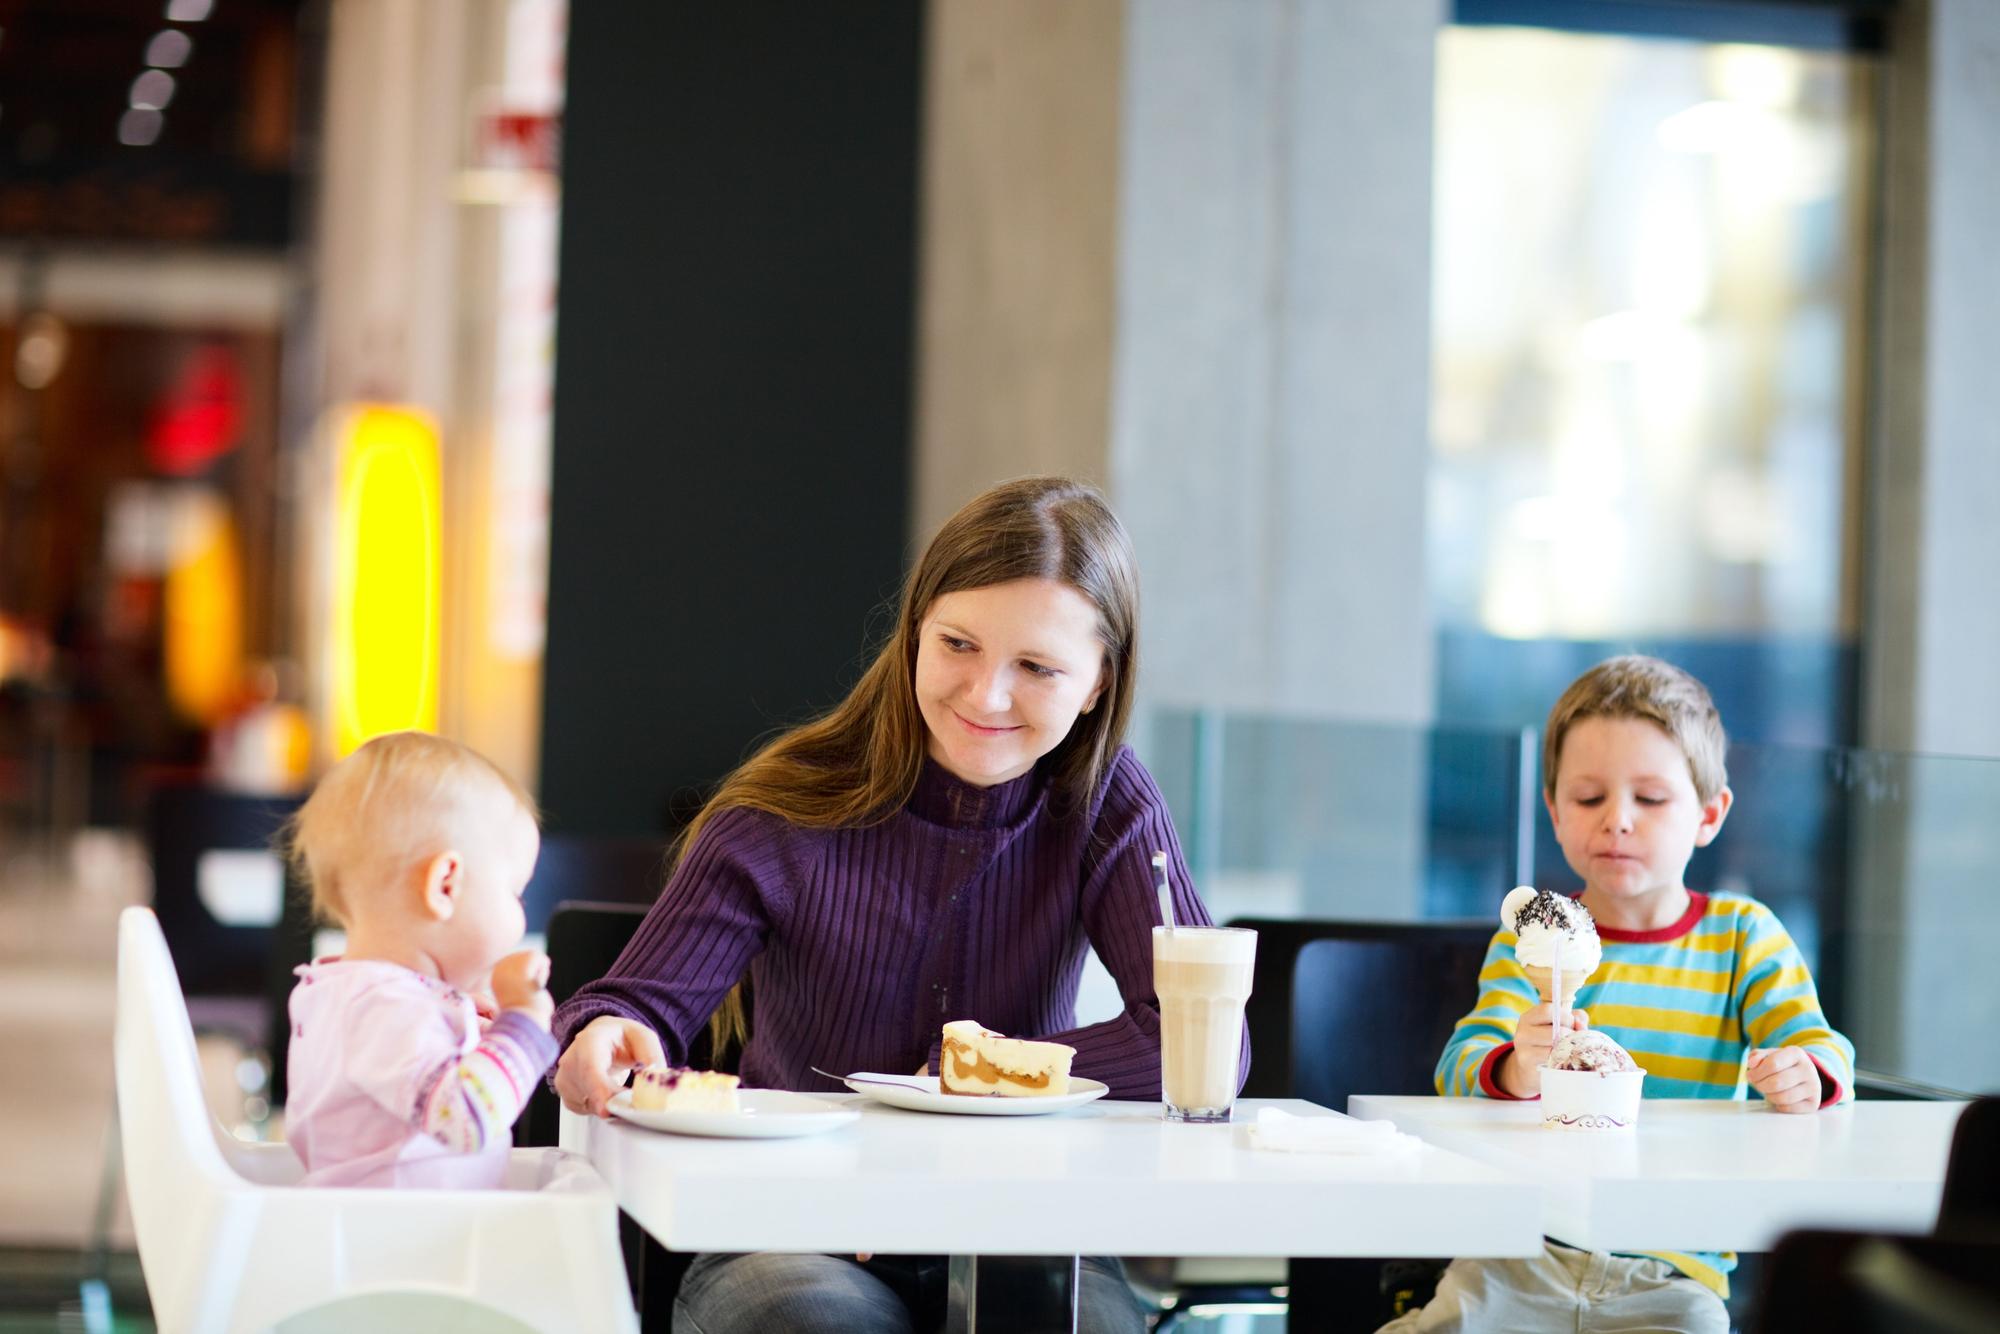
[0,835,144,1254]
[0,831,256,1329]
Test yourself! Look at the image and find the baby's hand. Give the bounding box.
[1499,1003,1589,1098]
[1747,1047,1821,1113]
[490,950,554,1029]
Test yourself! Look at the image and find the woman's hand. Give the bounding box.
[490,950,555,1030]
[554,1015,665,1117]
[1497,1004,1589,1098]
[1747,1047,1821,1113]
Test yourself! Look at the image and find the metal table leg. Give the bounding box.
[946,1254,1080,1333]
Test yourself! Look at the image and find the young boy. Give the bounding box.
[1384,655,1854,1333]
[282,731,557,1188]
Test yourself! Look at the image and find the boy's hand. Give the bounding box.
[490,950,554,1030]
[1498,1004,1589,1098]
[1747,1047,1821,1113]
[555,1015,665,1118]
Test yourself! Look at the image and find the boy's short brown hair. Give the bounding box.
[284,731,538,926]
[1542,655,1728,803]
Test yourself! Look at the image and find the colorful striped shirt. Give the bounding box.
[1436,890,1856,1296]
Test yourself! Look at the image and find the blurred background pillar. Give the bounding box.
[539,4,921,835]
[1848,0,2000,1092]
[912,0,1125,539]
[309,0,557,784]
[1865,0,2000,760]
[1107,0,1443,914]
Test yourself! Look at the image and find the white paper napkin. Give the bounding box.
[1248,1108,1422,1158]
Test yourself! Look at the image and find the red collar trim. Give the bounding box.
[1594,890,1708,943]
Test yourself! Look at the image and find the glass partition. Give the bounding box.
[1146,707,2000,1096]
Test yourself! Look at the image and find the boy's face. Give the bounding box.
[436,799,540,991]
[1545,716,1731,903]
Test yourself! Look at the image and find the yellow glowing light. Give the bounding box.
[332,405,442,757]
[164,492,243,725]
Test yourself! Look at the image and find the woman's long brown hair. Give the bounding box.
[690,476,1141,1051]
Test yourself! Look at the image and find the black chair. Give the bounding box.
[147,782,303,1050]
[1288,926,1495,1113]
[521,834,669,934]
[1225,916,1490,1101]
[1281,923,1494,1334]
[1756,1228,2000,1332]
[1938,1096,2000,1238]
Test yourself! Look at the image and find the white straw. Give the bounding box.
[1152,851,1176,932]
[1549,958,1567,1068]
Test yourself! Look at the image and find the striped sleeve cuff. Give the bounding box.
[1806,1052,1848,1107]
[1477,1043,1530,1100]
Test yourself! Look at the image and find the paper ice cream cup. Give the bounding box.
[1540,1067,1645,1130]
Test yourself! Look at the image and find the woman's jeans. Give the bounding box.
[672,1251,1146,1334]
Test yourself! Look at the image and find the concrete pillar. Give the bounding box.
[1849,0,2000,1088]
[1109,0,1439,724]
[912,0,1125,541]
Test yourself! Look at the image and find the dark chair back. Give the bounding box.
[522,835,669,933]
[1289,927,1495,1112]
[148,783,303,1065]
[1264,920,1494,1332]
[520,900,650,1150]
[1755,1228,2000,1332]
[147,783,302,1001]
[1224,917,1491,1103]
[547,900,652,1009]
[1938,1097,2000,1237]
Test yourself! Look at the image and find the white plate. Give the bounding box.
[607,1088,860,1139]
[842,1072,1110,1116]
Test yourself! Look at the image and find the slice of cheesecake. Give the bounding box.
[940,1020,1075,1097]
[631,1065,741,1113]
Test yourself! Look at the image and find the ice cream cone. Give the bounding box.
[1524,964,1593,1003]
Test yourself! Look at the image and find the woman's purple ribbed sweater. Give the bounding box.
[554,746,1249,1100]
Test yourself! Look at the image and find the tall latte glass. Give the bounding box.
[1153,926,1256,1122]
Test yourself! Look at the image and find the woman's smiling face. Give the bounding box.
[913,578,1107,787]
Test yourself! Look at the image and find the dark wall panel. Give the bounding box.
[541,4,922,835]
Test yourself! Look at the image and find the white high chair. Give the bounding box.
[115,906,638,1334]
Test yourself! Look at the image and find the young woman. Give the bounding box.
[552,476,1244,1334]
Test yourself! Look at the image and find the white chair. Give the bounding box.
[115,906,638,1334]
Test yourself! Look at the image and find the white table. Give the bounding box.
[1349,1095,1968,1253]
[564,1096,1542,1330]
[564,1096,1542,1258]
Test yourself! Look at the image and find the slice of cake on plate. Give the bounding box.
[631,1065,741,1113]
[940,1020,1075,1097]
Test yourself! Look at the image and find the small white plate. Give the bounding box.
[607,1088,860,1139]
[842,1072,1110,1116]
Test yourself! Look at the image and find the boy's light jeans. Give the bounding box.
[1377,1242,1729,1333]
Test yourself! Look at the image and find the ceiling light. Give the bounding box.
[166,0,214,20]
[147,30,193,68]
[130,70,177,111]
[119,108,164,146]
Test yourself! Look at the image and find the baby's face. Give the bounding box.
[437,799,540,992]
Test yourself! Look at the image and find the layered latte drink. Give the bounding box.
[1152,926,1256,1121]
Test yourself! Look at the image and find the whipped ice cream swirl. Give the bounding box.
[1500,885,1602,973]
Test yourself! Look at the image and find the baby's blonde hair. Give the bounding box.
[285,731,538,925]
[1543,655,1729,804]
